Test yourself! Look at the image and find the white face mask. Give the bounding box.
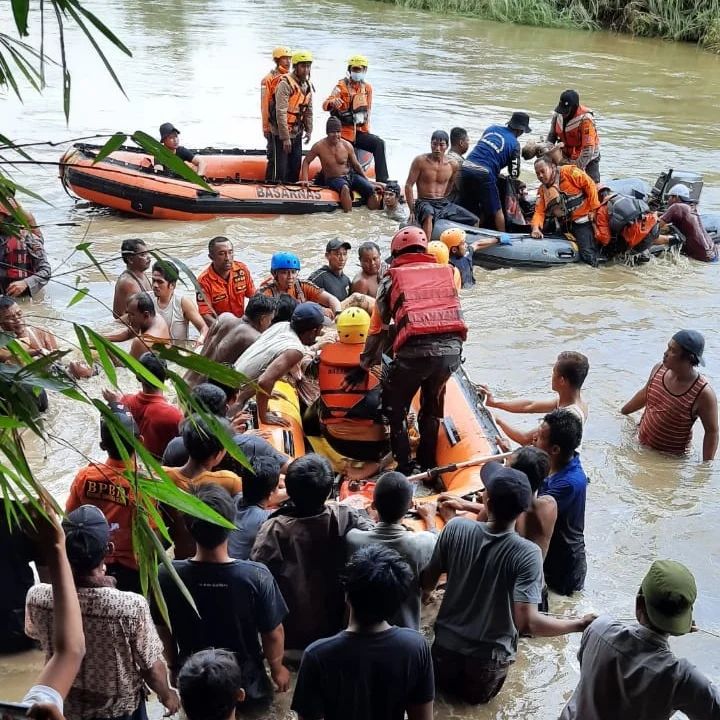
[349,70,366,82]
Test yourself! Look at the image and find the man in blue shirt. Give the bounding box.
[461,112,531,232]
[534,408,587,595]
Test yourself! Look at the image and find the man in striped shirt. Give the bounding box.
[622,330,718,462]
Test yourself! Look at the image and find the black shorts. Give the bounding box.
[415,198,478,226]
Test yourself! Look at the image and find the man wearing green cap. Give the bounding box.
[561,559,720,719]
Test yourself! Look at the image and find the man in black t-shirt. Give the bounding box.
[158,122,204,174]
[291,545,435,720]
[307,238,352,302]
[154,484,290,703]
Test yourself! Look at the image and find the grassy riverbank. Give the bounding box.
[378,0,720,52]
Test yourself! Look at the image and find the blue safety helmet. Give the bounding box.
[270,251,301,272]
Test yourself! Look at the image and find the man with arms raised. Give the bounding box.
[622,330,718,461]
[405,130,479,238]
[300,117,382,212]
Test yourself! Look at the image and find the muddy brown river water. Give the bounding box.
[1,0,719,717]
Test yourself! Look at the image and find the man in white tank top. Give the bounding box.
[481,351,589,447]
[151,260,206,344]
[235,302,329,426]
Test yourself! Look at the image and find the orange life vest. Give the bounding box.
[553,105,600,162]
[261,67,288,135]
[388,253,467,353]
[318,342,383,440]
[270,73,312,132]
[323,78,372,142]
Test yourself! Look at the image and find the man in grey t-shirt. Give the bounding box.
[422,462,594,705]
[346,471,437,630]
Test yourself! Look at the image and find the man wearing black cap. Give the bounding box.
[300,117,382,212]
[405,130,479,238]
[561,559,720,719]
[307,238,352,301]
[235,302,329,426]
[25,505,179,720]
[461,112,532,232]
[547,90,601,182]
[422,462,594,705]
[622,330,718,461]
[158,122,202,173]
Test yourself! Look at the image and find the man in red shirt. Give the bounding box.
[103,352,183,459]
[66,405,143,592]
[197,237,256,326]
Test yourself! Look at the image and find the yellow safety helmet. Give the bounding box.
[347,54,369,68]
[440,227,467,250]
[292,50,313,65]
[272,46,292,60]
[336,307,371,345]
[427,240,450,265]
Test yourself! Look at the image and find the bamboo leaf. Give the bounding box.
[11,0,30,36]
[88,331,164,390]
[74,324,95,367]
[137,478,236,529]
[52,2,71,121]
[71,0,132,56]
[92,132,127,163]
[68,287,90,307]
[131,131,213,192]
[0,417,25,430]
[154,345,249,387]
[84,329,117,386]
[76,242,110,282]
[62,2,128,100]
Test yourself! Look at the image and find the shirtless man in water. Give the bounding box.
[350,241,387,298]
[300,117,382,212]
[405,130,479,238]
[104,291,170,359]
[0,295,58,360]
[113,238,152,318]
[184,294,277,387]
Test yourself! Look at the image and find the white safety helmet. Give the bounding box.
[668,184,691,201]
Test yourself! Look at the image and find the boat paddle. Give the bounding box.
[406,451,513,484]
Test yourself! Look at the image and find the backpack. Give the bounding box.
[607,195,659,250]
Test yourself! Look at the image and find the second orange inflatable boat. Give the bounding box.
[60,143,375,220]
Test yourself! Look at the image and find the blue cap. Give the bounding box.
[291,302,330,331]
[672,329,705,366]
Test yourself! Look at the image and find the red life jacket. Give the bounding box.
[388,253,467,353]
[553,105,600,161]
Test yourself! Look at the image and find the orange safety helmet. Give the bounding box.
[439,227,466,249]
[427,240,449,265]
[390,226,428,255]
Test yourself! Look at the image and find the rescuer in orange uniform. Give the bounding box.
[261,46,291,182]
[344,227,467,475]
[269,50,314,183]
[322,54,389,182]
[531,156,601,267]
[547,89,601,183]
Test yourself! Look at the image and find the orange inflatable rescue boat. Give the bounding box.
[59,143,375,220]
[253,364,504,530]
